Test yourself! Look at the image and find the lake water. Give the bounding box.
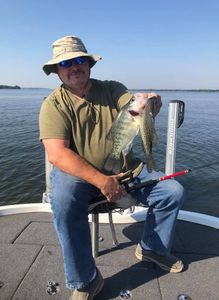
[0,88,219,217]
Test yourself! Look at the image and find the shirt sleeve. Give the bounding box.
[39,97,71,141]
[109,81,133,110]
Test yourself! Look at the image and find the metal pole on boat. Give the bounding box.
[42,152,53,203]
[165,100,185,175]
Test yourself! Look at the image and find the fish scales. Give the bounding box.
[139,102,157,172]
[108,108,139,160]
[105,93,157,173]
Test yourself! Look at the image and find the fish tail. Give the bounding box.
[104,155,121,174]
[146,154,156,173]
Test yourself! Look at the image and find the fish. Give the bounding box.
[104,93,157,173]
[139,95,158,172]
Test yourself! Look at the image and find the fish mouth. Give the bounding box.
[128,110,139,116]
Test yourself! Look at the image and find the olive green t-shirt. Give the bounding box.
[39,79,142,175]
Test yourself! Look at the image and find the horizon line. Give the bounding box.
[21,87,219,91]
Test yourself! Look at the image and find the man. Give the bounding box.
[39,36,185,300]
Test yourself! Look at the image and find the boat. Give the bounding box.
[0,101,219,299]
[1,202,219,300]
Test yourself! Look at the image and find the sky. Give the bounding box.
[0,0,219,89]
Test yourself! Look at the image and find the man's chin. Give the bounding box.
[70,74,81,80]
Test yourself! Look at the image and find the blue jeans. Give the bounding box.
[50,166,185,290]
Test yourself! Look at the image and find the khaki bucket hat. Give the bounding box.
[43,36,102,75]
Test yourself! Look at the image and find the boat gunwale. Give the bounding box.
[0,203,219,229]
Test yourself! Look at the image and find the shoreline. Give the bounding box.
[0,85,21,89]
[1,85,218,92]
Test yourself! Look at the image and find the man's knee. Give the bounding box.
[166,180,185,207]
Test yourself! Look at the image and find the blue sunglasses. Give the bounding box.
[59,56,87,68]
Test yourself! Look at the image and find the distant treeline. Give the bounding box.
[0,85,21,89]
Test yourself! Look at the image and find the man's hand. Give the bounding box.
[143,92,162,117]
[99,173,127,202]
[134,93,162,117]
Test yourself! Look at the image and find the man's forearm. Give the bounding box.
[48,147,107,189]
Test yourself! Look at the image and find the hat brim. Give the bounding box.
[43,52,101,75]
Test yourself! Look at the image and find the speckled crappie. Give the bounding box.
[105,93,157,173]
[139,95,157,172]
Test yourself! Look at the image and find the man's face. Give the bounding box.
[57,57,91,90]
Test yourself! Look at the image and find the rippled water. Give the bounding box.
[0,88,219,216]
[133,90,219,217]
[0,89,47,205]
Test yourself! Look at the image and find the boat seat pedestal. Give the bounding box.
[89,201,123,258]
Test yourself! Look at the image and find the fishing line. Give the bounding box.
[189,161,219,171]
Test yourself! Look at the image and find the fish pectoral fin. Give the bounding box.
[122,129,139,156]
[122,140,134,156]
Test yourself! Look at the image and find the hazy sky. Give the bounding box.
[1,0,219,89]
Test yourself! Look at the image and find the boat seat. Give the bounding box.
[43,155,141,258]
[89,201,118,258]
[88,194,138,258]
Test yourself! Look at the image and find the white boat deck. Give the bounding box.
[0,207,219,300]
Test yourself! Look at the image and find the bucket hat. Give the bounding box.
[43,36,102,75]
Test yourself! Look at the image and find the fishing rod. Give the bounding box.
[119,161,219,193]
[123,169,191,192]
[122,161,218,193]
[88,169,191,211]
